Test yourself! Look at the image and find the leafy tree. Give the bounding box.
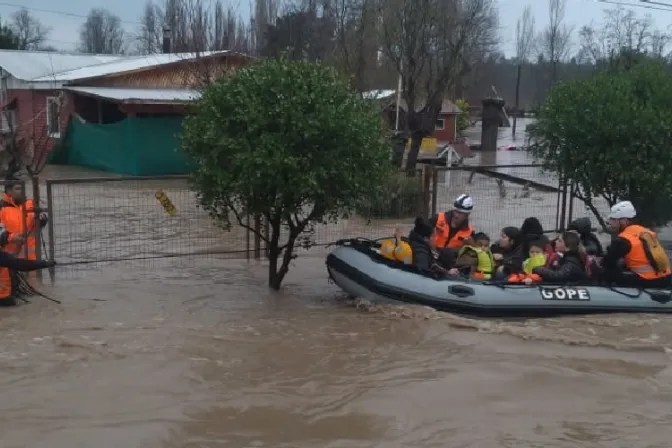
[181,58,392,289]
[454,99,471,134]
[529,60,672,230]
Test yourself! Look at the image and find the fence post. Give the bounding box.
[431,167,439,217]
[245,214,250,260]
[421,165,432,219]
[46,181,56,266]
[254,214,261,259]
[31,176,42,280]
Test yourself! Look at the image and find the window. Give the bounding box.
[435,119,445,130]
[46,96,60,138]
[0,109,15,134]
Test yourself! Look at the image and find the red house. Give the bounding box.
[0,49,251,175]
[365,90,462,143]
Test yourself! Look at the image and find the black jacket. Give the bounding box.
[491,242,524,274]
[533,251,586,283]
[408,229,433,271]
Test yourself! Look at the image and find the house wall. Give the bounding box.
[3,88,71,169]
[433,114,457,142]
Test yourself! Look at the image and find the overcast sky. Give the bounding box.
[2,0,671,55]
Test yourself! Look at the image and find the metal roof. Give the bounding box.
[32,51,241,82]
[363,89,396,100]
[64,86,200,103]
[0,50,126,81]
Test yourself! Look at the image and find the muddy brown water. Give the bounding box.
[3,255,672,448]
[4,131,671,447]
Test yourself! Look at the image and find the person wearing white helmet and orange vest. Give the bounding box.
[429,194,476,269]
[601,200,671,287]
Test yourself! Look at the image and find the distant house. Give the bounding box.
[363,90,462,143]
[0,49,251,175]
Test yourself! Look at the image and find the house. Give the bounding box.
[364,90,462,143]
[0,49,251,176]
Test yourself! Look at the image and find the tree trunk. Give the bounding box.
[405,130,423,173]
[512,64,522,138]
[267,226,299,290]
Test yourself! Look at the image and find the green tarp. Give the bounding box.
[49,116,192,176]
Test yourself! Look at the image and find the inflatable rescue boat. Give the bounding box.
[326,239,672,317]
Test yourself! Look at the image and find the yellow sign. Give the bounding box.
[155,190,177,216]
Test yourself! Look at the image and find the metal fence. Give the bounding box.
[38,163,609,266]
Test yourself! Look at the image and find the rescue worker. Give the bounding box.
[429,194,475,268]
[0,224,55,306]
[0,179,47,259]
[601,201,671,287]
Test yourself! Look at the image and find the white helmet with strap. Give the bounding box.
[608,201,636,219]
[454,194,473,213]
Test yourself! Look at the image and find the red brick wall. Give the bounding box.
[433,114,457,142]
[5,88,72,167]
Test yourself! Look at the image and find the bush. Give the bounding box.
[357,173,423,219]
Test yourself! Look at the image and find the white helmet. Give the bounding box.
[454,194,473,213]
[608,201,636,219]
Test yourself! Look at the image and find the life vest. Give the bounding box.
[619,225,671,279]
[522,253,546,274]
[508,254,546,283]
[0,267,12,300]
[0,193,37,260]
[433,212,473,249]
[457,245,494,279]
[379,236,412,264]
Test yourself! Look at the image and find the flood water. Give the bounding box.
[3,126,671,447]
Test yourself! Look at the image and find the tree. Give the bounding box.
[136,1,164,54]
[0,16,19,50]
[540,0,572,86]
[512,5,534,137]
[181,58,392,289]
[379,0,499,171]
[263,8,334,60]
[529,60,672,230]
[454,98,470,134]
[11,8,50,50]
[79,8,125,54]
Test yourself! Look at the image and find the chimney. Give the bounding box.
[162,26,171,53]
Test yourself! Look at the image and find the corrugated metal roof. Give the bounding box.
[64,86,200,103]
[0,50,126,81]
[32,51,239,82]
[363,89,396,100]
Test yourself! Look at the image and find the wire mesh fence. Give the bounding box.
[42,164,598,265]
[430,164,611,239]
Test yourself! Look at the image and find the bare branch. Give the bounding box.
[79,8,126,54]
[11,8,50,50]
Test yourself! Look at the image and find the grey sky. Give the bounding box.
[2,0,671,55]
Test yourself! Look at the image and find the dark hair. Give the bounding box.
[560,231,581,252]
[474,232,490,242]
[413,216,433,238]
[520,217,543,236]
[4,177,20,192]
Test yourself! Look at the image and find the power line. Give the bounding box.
[0,2,142,25]
[596,0,672,11]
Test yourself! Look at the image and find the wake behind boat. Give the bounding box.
[326,238,672,318]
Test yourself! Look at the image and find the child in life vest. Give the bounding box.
[378,228,413,264]
[508,239,547,283]
[451,232,495,279]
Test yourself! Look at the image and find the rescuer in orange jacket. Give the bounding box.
[429,194,475,269]
[0,179,48,260]
[601,200,671,288]
[0,223,55,306]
